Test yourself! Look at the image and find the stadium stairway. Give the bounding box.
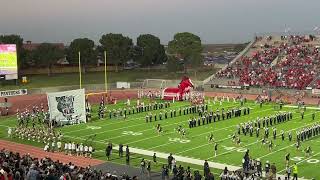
[202,40,255,85]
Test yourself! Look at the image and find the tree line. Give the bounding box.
[0,32,203,74]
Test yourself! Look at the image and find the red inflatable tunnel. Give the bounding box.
[162,76,194,100]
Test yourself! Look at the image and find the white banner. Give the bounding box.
[312,89,320,95]
[47,89,86,124]
[116,82,130,89]
[0,89,27,97]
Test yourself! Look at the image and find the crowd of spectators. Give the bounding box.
[0,149,137,180]
[215,35,320,90]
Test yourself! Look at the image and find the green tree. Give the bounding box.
[68,38,96,72]
[0,34,28,70]
[34,43,64,76]
[168,32,203,72]
[136,34,167,66]
[167,56,183,72]
[99,33,133,72]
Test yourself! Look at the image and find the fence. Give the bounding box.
[20,65,122,75]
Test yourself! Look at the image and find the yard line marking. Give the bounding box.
[148,126,234,150]
[64,103,188,134]
[149,107,291,154]
[174,136,231,154]
[284,105,320,110]
[0,125,11,128]
[257,143,295,159]
[259,135,320,160]
[72,102,238,137]
[100,106,275,142]
[206,114,317,160]
[65,102,260,135]
[278,151,320,174]
[64,134,310,180]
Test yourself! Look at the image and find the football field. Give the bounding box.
[0,99,319,179]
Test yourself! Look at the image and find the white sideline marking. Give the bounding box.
[63,134,310,179]
[284,105,320,110]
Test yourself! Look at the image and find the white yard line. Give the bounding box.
[148,126,233,150]
[278,151,320,174]
[97,104,266,141]
[127,107,276,148]
[257,144,295,159]
[284,105,320,110]
[68,136,310,180]
[206,113,316,160]
[66,102,258,136]
[74,104,226,137]
[64,103,188,134]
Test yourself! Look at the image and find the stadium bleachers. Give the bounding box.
[213,35,320,90]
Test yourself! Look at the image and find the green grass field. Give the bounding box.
[0,99,319,179]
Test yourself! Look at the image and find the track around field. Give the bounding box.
[0,140,104,167]
[1,89,319,116]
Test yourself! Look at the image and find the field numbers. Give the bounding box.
[168,138,190,144]
[291,156,320,164]
[222,145,248,153]
[291,156,303,161]
[86,126,101,130]
[122,131,143,136]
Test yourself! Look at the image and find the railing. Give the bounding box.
[202,40,255,85]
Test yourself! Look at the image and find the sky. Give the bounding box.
[1,0,320,45]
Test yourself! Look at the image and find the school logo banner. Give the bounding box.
[47,89,86,124]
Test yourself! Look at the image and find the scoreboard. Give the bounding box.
[0,44,18,80]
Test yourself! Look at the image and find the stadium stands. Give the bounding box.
[213,35,320,90]
[0,149,136,180]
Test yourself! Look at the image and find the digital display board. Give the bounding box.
[0,44,18,80]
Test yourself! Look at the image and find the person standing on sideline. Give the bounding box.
[140,158,146,176]
[312,112,315,120]
[214,143,218,157]
[286,165,291,180]
[167,153,173,171]
[146,161,151,179]
[119,144,123,157]
[203,160,210,177]
[153,153,157,164]
[126,145,130,165]
[293,163,298,180]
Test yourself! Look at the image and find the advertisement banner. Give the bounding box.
[0,89,27,97]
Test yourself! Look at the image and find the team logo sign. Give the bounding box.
[56,95,75,117]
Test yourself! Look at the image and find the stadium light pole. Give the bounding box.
[104,50,107,93]
[78,51,82,89]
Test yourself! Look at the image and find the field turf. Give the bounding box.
[0,99,319,179]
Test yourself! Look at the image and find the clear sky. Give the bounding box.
[1,0,319,44]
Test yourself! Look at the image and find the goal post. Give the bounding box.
[142,79,168,89]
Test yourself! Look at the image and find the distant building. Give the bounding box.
[22,41,65,51]
[22,41,67,65]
